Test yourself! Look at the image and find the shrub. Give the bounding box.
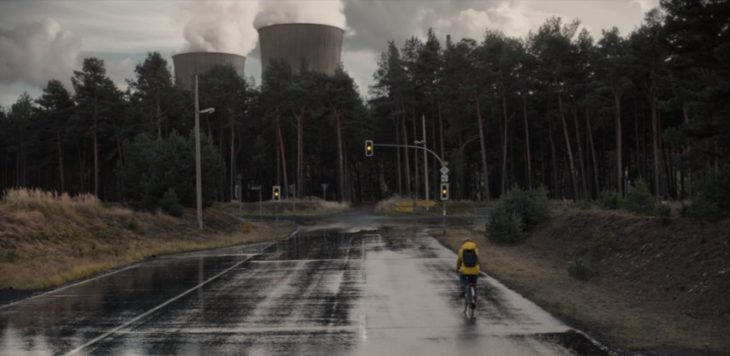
[576,199,593,210]
[499,186,550,228]
[568,258,597,281]
[126,218,139,231]
[654,203,671,225]
[159,188,183,217]
[586,232,617,260]
[682,195,724,223]
[118,131,224,210]
[625,179,656,215]
[486,205,525,244]
[598,190,624,209]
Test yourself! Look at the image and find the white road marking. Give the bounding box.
[62,228,301,356]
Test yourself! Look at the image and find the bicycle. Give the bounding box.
[463,280,477,318]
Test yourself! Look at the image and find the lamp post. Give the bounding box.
[194,74,215,230]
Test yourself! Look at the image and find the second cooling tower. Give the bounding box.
[258,23,344,76]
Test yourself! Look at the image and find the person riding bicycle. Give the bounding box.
[456,238,480,296]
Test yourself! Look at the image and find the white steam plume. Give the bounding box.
[0,18,81,87]
[254,0,346,29]
[182,1,259,55]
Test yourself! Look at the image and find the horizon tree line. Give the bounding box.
[0,0,728,211]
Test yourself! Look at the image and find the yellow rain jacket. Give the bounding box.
[457,240,480,275]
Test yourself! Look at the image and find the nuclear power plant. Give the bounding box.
[172,52,246,91]
[257,23,344,76]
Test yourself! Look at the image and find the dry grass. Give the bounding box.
[3,188,101,213]
[220,197,350,216]
[0,188,296,290]
[375,196,490,216]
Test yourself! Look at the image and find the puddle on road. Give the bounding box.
[512,330,611,355]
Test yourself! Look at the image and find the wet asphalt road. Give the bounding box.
[0,215,607,355]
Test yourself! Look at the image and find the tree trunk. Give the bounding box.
[293,108,304,199]
[230,114,235,201]
[335,109,345,203]
[522,92,532,190]
[395,118,402,195]
[475,95,490,201]
[613,87,624,196]
[572,104,588,199]
[548,108,559,197]
[57,131,65,193]
[650,88,661,199]
[93,96,99,197]
[586,109,600,198]
[277,121,289,199]
[558,94,578,199]
[501,91,509,195]
[156,93,162,139]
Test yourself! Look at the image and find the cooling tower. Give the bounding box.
[258,23,344,76]
[172,52,246,91]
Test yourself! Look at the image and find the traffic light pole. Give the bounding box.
[372,143,447,169]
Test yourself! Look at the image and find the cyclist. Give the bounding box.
[456,238,480,297]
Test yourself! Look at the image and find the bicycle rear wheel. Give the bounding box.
[465,284,477,318]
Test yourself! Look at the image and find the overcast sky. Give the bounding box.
[0,0,659,108]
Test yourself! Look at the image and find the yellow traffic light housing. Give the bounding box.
[440,183,449,201]
[365,140,374,157]
[272,185,281,202]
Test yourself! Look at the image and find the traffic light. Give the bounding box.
[440,183,450,201]
[365,140,374,157]
[272,185,281,202]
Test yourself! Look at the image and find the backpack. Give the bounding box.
[462,248,478,268]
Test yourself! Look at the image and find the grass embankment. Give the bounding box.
[0,189,295,290]
[438,208,729,355]
[219,197,350,216]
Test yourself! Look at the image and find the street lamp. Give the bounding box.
[195,74,215,230]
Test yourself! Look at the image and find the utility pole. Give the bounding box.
[194,75,215,231]
[195,74,203,230]
[422,114,429,201]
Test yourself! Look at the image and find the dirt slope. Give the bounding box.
[440,208,729,355]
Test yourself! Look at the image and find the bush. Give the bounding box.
[159,188,183,217]
[598,190,624,209]
[486,186,549,244]
[576,199,593,210]
[486,205,525,244]
[625,179,656,215]
[568,258,597,281]
[683,167,730,223]
[654,203,671,225]
[586,232,617,260]
[682,195,724,223]
[499,186,550,228]
[118,131,224,211]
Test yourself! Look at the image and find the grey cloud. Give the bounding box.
[254,0,346,29]
[342,0,502,52]
[182,1,259,55]
[0,18,81,87]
